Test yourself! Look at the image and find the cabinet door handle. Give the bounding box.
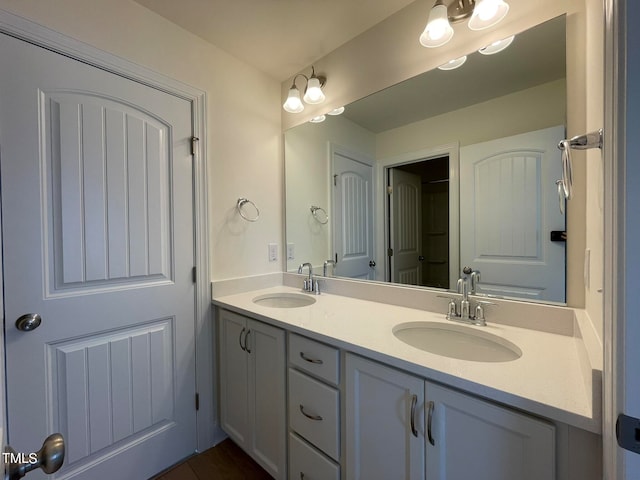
[238,327,246,351]
[300,351,323,364]
[299,404,323,421]
[300,473,305,480]
[410,394,418,438]
[245,329,252,353]
[427,400,435,446]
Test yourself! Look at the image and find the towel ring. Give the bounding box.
[310,206,328,225]
[237,198,260,222]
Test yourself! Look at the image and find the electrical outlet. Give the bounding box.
[268,243,278,262]
[287,243,295,260]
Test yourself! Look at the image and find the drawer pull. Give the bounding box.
[299,404,323,421]
[300,351,324,364]
[300,474,305,480]
[427,401,435,446]
[410,394,418,438]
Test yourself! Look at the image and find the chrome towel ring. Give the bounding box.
[237,197,260,222]
[310,205,328,224]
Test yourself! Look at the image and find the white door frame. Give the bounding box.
[377,143,459,290]
[0,9,214,452]
[604,0,639,478]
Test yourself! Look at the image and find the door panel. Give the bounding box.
[390,169,422,285]
[332,149,374,280]
[460,126,565,302]
[0,33,196,479]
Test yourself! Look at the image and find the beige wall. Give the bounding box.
[0,0,283,282]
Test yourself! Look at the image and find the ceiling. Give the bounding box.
[133,0,416,81]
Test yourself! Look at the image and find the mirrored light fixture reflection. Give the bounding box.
[438,55,467,70]
[478,35,514,55]
[283,66,327,113]
[327,106,345,115]
[419,0,510,48]
[309,115,326,123]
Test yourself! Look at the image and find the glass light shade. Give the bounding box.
[419,4,454,48]
[309,115,326,123]
[478,35,515,55]
[438,56,468,70]
[283,86,304,113]
[468,0,509,30]
[327,106,345,115]
[303,77,325,104]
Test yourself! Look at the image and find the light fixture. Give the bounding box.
[327,106,345,115]
[282,66,326,113]
[419,0,510,48]
[309,115,326,123]
[468,0,509,30]
[419,0,454,48]
[478,35,514,55]
[438,55,467,70]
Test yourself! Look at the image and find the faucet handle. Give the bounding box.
[473,300,497,326]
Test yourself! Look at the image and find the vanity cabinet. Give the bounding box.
[426,381,556,480]
[345,353,425,480]
[288,333,341,480]
[345,354,556,480]
[218,309,286,479]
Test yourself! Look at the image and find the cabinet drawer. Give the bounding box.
[290,433,340,480]
[289,333,340,385]
[289,369,340,460]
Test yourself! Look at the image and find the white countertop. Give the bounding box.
[212,285,601,433]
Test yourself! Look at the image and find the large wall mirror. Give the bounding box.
[284,16,568,304]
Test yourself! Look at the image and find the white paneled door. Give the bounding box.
[389,168,423,285]
[460,126,566,303]
[0,34,197,479]
[332,148,374,280]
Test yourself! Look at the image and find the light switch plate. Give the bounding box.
[268,243,278,262]
[287,243,295,260]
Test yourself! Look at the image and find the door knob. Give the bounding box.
[15,314,41,332]
[418,256,425,262]
[4,433,65,479]
[369,260,376,268]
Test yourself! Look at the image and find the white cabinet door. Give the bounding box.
[219,310,250,447]
[345,354,425,480]
[218,310,286,479]
[248,319,287,478]
[426,382,556,480]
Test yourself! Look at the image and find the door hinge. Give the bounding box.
[335,253,338,264]
[195,393,200,411]
[191,136,199,156]
[388,248,394,257]
[192,266,197,283]
[387,185,393,194]
[333,174,338,186]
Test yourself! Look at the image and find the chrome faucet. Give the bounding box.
[298,262,320,294]
[323,259,336,277]
[440,269,493,326]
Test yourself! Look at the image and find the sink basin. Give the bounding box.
[393,321,522,362]
[252,293,316,308]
